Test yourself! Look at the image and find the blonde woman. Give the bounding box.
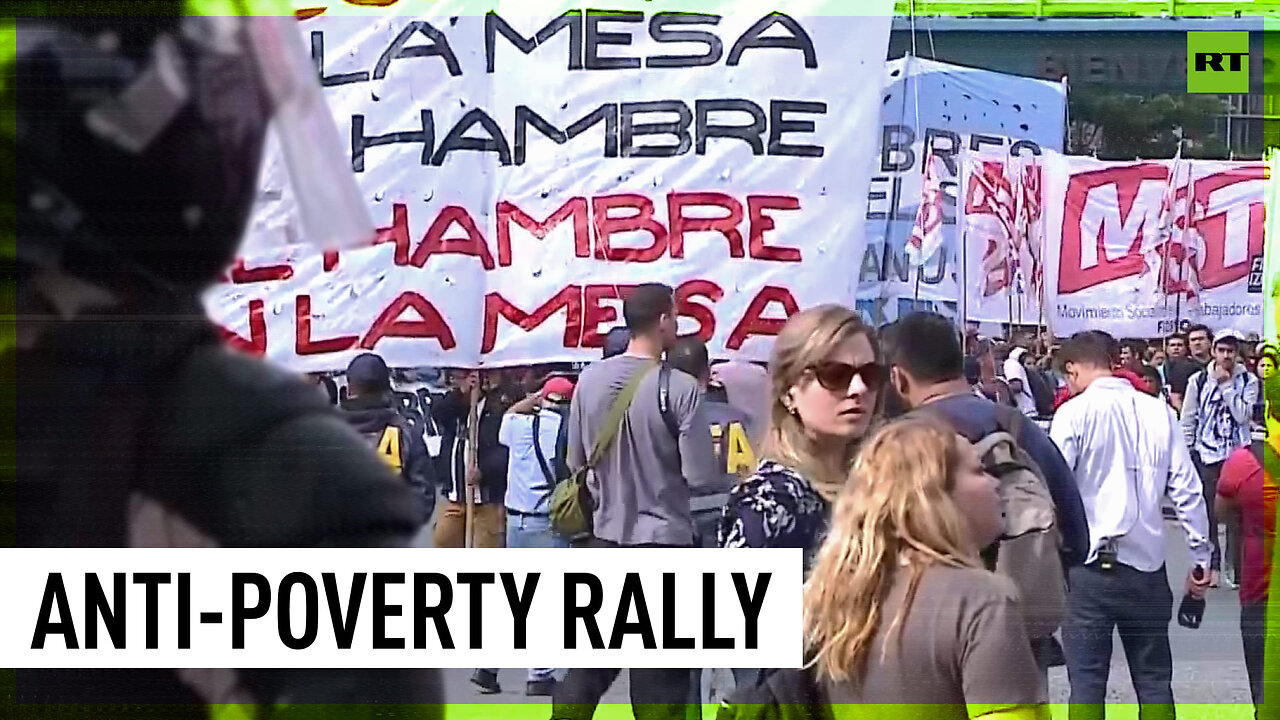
[805,419,1045,720]
[719,304,884,569]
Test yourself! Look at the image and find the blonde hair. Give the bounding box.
[802,418,981,685]
[762,304,880,502]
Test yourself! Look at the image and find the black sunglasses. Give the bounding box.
[807,361,887,393]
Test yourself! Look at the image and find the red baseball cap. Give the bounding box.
[541,377,575,403]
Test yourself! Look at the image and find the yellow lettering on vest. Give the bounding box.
[725,422,755,476]
[376,426,402,471]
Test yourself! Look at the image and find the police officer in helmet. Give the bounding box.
[5,5,443,715]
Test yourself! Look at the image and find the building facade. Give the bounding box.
[888,17,1273,157]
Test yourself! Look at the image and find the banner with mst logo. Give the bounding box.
[206,5,895,371]
[1042,152,1266,338]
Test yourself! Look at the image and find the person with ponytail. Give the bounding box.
[804,419,1046,720]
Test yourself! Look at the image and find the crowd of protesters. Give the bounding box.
[310,287,1272,720]
[14,12,1268,720]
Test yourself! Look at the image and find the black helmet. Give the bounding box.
[13,11,275,288]
[9,6,370,291]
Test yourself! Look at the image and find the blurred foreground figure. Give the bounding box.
[5,7,443,717]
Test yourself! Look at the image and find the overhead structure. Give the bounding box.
[893,0,1273,17]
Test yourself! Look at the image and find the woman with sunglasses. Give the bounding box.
[719,304,884,570]
[805,419,1045,720]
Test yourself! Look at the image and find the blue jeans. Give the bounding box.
[506,511,569,549]
[486,511,564,683]
[1062,563,1174,720]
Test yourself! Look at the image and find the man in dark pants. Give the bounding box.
[555,285,718,720]
[1049,332,1213,720]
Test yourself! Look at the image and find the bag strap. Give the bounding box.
[586,364,655,470]
[531,412,555,486]
[552,408,571,481]
[991,402,1025,444]
[972,430,1019,461]
[658,364,680,439]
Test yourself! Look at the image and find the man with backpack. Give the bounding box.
[552,283,719,720]
[881,312,1090,699]
[498,375,575,550]
[471,376,576,697]
[339,353,437,521]
[1180,329,1259,589]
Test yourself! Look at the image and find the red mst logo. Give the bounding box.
[1058,163,1264,295]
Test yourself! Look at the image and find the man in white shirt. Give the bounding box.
[1049,331,1212,720]
[1004,346,1039,416]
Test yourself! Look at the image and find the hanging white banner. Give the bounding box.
[207,5,894,370]
[1042,152,1266,339]
[857,55,1065,327]
[958,148,1046,328]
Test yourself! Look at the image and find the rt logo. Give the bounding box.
[1187,31,1250,93]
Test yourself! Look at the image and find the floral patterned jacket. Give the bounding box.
[717,460,830,572]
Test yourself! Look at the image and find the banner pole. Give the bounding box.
[1174,158,1194,333]
[463,376,481,549]
[959,221,969,331]
[1036,161,1047,346]
[888,53,913,326]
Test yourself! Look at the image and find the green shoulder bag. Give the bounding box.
[550,365,653,539]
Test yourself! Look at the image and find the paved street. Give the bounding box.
[417,516,1253,708]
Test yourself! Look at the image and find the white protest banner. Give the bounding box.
[1042,152,1266,338]
[208,5,895,371]
[857,55,1065,326]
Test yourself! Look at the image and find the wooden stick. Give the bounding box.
[463,376,481,549]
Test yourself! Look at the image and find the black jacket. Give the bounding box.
[431,389,508,506]
[9,303,443,716]
[340,394,436,519]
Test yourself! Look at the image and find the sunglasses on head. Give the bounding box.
[807,361,887,393]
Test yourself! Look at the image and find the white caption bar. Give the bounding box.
[0,548,802,669]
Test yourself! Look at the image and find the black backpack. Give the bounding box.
[1025,368,1056,418]
[717,665,833,720]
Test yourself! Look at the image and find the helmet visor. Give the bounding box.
[242,14,373,252]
